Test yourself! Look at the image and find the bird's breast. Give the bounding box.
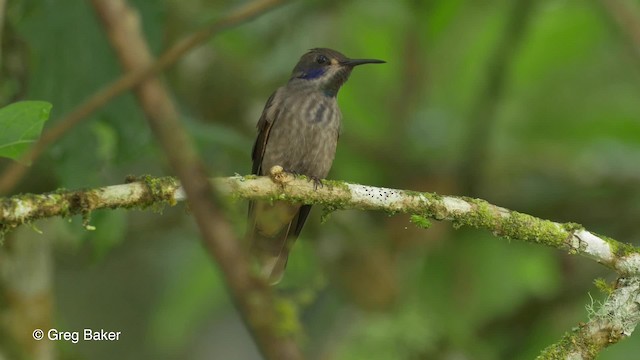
[262,89,341,178]
[305,98,339,126]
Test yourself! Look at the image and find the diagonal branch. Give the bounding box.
[0,0,285,194]
[537,277,640,360]
[89,0,301,359]
[2,171,639,277]
[3,172,639,358]
[459,0,535,195]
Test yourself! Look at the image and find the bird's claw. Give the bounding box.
[279,167,323,190]
[308,176,323,190]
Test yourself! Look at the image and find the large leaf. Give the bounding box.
[0,101,52,164]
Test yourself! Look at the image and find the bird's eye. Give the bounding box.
[316,55,329,65]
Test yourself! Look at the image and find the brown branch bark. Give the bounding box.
[599,0,640,72]
[89,1,301,359]
[0,0,285,195]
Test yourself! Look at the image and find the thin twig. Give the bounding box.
[459,0,535,195]
[90,0,301,359]
[0,0,285,194]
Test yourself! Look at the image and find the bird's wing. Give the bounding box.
[251,91,278,175]
[247,89,312,284]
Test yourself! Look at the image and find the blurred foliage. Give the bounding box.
[1,0,640,359]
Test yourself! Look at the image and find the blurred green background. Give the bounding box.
[2,0,640,359]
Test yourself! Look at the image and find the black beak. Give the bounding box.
[340,58,386,67]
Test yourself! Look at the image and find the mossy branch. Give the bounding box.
[0,175,182,234]
[2,169,639,276]
[2,168,640,357]
[537,277,640,360]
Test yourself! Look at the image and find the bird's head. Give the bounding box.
[290,48,385,97]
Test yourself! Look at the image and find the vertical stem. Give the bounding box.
[91,1,302,358]
[458,0,535,195]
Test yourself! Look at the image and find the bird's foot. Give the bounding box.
[284,170,322,190]
[271,166,323,189]
[307,176,323,190]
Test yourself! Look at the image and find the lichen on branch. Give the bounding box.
[2,171,640,359]
[2,172,639,277]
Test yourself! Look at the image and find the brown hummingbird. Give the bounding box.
[247,48,385,284]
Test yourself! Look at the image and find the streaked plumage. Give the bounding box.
[247,48,385,284]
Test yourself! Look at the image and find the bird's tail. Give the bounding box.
[247,200,303,285]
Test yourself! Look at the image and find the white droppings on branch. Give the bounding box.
[347,184,404,209]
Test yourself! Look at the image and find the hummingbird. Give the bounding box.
[247,48,385,284]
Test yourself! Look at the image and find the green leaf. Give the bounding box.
[0,101,52,164]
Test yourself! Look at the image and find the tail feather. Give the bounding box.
[247,200,311,284]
